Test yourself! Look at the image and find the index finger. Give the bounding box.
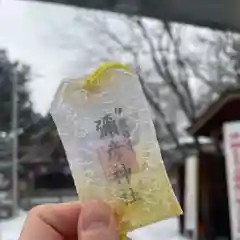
[19,201,81,240]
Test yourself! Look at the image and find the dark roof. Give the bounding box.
[189,88,240,137]
[21,0,240,32]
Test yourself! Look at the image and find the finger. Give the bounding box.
[19,201,81,240]
[78,200,120,240]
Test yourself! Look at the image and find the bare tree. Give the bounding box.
[69,14,207,158]
[187,31,240,112]
[53,10,240,164]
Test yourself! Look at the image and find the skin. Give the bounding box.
[19,201,121,240]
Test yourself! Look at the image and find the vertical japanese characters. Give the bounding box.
[95,107,139,204]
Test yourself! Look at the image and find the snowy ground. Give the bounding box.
[128,218,188,240]
[1,211,26,240]
[0,211,187,240]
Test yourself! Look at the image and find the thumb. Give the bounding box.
[78,200,120,240]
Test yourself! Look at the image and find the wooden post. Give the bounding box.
[178,164,185,235]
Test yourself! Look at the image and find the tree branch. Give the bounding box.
[135,19,195,124]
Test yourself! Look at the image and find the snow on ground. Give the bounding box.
[129,218,187,240]
[0,211,187,240]
[1,211,26,240]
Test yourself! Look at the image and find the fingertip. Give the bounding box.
[78,200,120,240]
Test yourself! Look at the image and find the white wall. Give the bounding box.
[184,155,198,238]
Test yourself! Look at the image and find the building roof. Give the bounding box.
[189,89,240,137]
[21,0,240,32]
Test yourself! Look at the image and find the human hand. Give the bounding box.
[19,200,121,240]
